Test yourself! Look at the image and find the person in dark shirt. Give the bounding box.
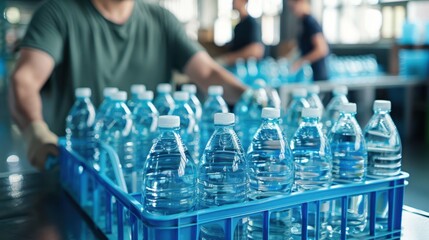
[218,0,264,66]
[289,0,329,81]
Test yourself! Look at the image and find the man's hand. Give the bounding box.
[23,121,59,171]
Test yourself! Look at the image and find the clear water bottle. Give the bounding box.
[290,108,332,239]
[95,91,135,192]
[200,86,228,155]
[282,88,310,141]
[153,83,175,115]
[142,115,197,215]
[169,91,200,163]
[127,84,146,112]
[66,88,96,160]
[329,103,368,238]
[364,100,402,231]
[234,79,269,150]
[306,85,324,113]
[247,107,294,239]
[198,113,248,239]
[182,84,202,122]
[322,86,348,134]
[132,91,158,191]
[96,87,118,121]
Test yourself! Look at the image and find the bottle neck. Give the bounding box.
[374,110,390,115]
[214,123,234,129]
[262,118,280,125]
[302,116,319,124]
[159,127,180,133]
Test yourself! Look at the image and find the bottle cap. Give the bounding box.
[307,85,320,94]
[182,84,197,94]
[333,86,348,96]
[292,88,307,98]
[173,91,190,101]
[302,108,321,118]
[261,107,280,119]
[131,84,146,94]
[214,113,235,125]
[208,85,224,96]
[75,88,91,98]
[138,91,154,101]
[157,83,172,93]
[340,103,357,113]
[158,115,180,128]
[111,91,127,101]
[103,87,118,98]
[373,100,391,112]
[253,79,266,89]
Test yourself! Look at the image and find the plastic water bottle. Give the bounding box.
[96,87,118,121]
[95,91,135,192]
[290,108,332,239]
[66,88,96,160]
[282,88,310,141]
[132,91,158,191]
[142,115,197,215]
[153,83,175,115]
[306,85,324,112]
[127,84,146,112]
[247,107,294,239]
[198,113,248,239]
[322,86,348,134]
[329,103,368,238]
[200,86,228,155]
[169,91,200,163]
[182,84,202,122]
[364,100,402,231]
[234,79,269,150]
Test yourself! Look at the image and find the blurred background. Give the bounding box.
[0,0,429,238]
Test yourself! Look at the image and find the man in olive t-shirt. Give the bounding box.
[9,0,246,170]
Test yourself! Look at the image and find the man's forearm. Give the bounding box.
[207,66,246,104]
[222,43,264,66]
[9,73,44,130]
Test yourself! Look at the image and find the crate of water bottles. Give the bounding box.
[60,82,408,239]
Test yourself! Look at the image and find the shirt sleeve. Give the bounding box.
[20,1,66,64]
[305,15,323,37]
[161,8,202,72]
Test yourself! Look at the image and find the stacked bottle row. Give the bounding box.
[66,83,402,239]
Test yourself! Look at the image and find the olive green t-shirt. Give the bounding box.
[21,0,201,135]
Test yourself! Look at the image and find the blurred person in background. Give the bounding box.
[289,0,329,81]
[8,0,246,171]
[216,0,265,66]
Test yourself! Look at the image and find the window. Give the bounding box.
[319,0,383,44]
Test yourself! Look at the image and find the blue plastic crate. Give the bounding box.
[59,138,408,240]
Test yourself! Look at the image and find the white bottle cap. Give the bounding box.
[173,91,190,101]
[75,88,91,98]
[261,107,280,119]
[302,108,321,118]
[333,86,348,96]
[111,91,127,101]
[340,103,357,113]
[292,88,307,98]
[103,87,118,98]
[373,100,391,112]
[254,79,266,89]
[307,85,320,94]
[138,91,154,101]
[182,84,197,94]
[208,85,224,96]
[131,84,146,94]
[158,115,180,128]
[157,83,172,93]
[214,113,235,125]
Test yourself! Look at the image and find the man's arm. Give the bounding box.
[184,52,247,104]
[9,48,58,170]
[292,33,329,71]
[219,43,265,66]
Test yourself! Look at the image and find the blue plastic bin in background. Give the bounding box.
[59,138,408,240]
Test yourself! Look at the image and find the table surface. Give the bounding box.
[0,171,428,240]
